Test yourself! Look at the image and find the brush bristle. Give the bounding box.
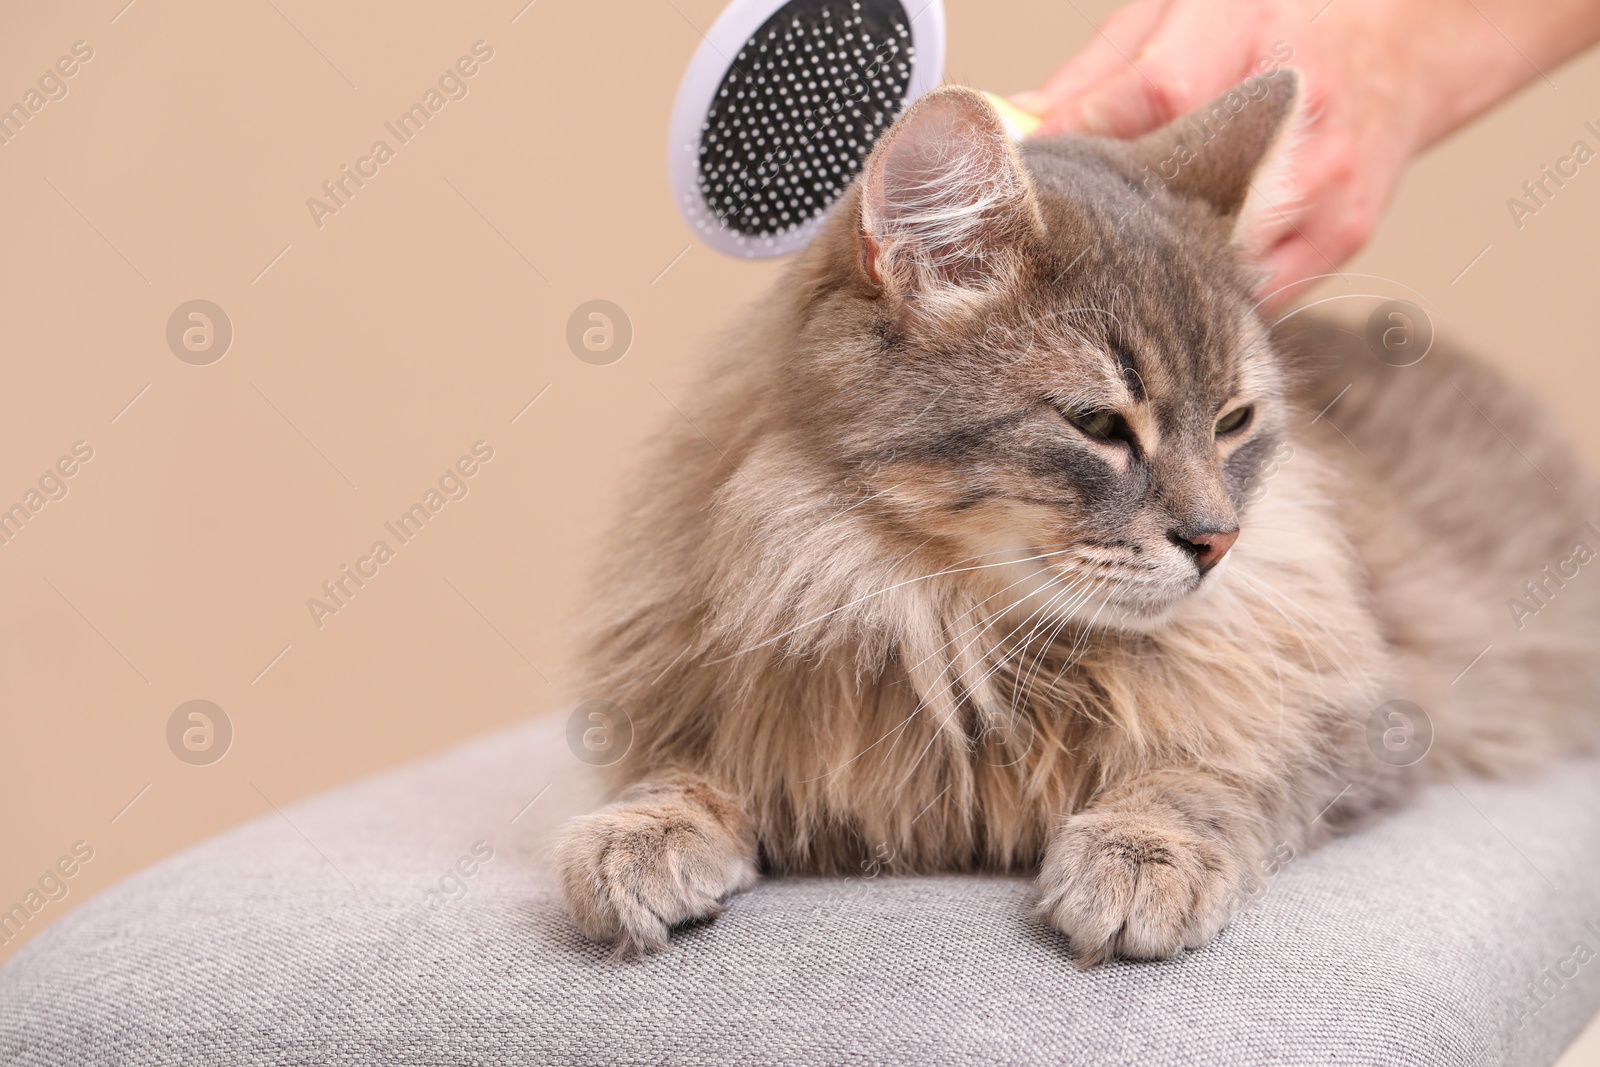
[698,0,915,239]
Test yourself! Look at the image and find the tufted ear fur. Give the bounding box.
[1130,68,1302,236]
[859,86,1043,327]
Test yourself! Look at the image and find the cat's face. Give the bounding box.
[792,77,1299,631]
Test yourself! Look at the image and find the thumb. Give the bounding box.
[1010,0,1165,119]
[1040,64,1178,137]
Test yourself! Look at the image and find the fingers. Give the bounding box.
[1255,203,1368,310]
[1043,64,1177,138]
[1256,236,1335,312]
[1033,0,1272,137]
[1108,0,1271,101]
[1010,0,1166,119]
[1007,0,1402,310]
[1251,128,1383,308]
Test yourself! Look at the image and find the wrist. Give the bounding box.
[1395,0,1600,152]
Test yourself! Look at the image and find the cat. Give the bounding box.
[553,69,1600,965]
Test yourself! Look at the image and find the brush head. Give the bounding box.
[700,2,913,240]
[669,0,946,258]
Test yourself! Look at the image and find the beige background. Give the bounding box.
[2,0,1598,1057]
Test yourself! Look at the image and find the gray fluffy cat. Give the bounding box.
[554,70,1600,963]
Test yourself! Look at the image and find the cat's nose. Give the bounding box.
[1169,527,1239,574]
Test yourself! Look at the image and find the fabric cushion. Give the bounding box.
[3,710,1599,1066]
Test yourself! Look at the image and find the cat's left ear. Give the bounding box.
[858,86,1043,325]
[1131,68,1302,236]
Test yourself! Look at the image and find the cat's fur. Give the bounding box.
[554,71,1600,964]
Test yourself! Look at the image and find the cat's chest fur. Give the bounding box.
[645,448,1392,876]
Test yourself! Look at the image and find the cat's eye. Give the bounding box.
[1063,408,1130,442]
[1214,406,1253,436]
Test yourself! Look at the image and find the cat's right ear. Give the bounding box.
[1130,69,1302,238]
[857,86,1042,328]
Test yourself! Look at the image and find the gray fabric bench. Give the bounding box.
[3,710,1598,1066]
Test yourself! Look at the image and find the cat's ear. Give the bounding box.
[858,86,1042,323]
[1131,69,1302,231]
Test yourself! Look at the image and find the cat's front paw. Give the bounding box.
[1036,807,1241,967]
[553,781,758,957]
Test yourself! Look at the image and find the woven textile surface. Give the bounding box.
[3,711,1599,1066]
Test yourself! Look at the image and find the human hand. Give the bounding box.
[1011,0,1600,306]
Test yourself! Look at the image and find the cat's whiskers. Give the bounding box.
[795,542,1107,788]
[1047,580,1119,689]
[889,575,1094,795]
[908,567,1105,767]
[888,577,1084,760]
[902,550,1082,676]
[975,578,1097,708]
[799,569,1084,785]
[968,573,1101,714]
[707,543,1078,664]
[1009,577,1105,714]
[904,570,1092,733]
